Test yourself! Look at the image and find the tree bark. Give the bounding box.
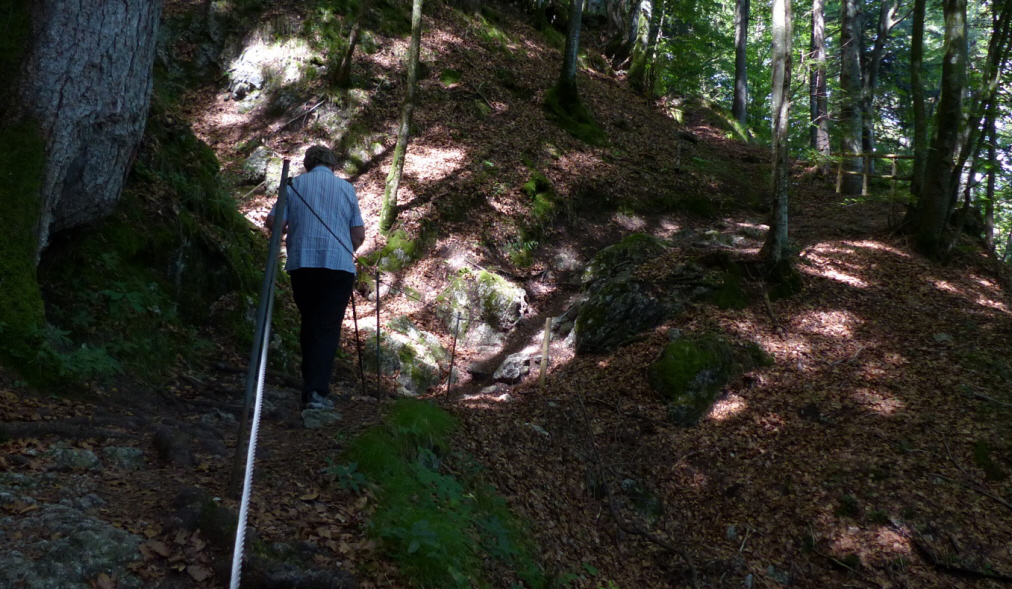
[809,0,829,166]
[839,0,864,194]
[861,0,903,173]
[984,101,996,248]
[762,0,792,263]
[335,0,372,88]
[558,0,585,104]
[909,0,927,201]
[379,0,424,233]
[947,3,1012,207]
[732,0,750,130]
[19,0,163,261]
[915,0,967,257]
[628,0,653,91]
[642,0,665,93]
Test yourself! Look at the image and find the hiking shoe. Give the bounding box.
[303,391,335,411]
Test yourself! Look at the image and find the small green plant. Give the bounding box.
[836,494,860,518]
[325,460,369,493]
[343,399,547,588]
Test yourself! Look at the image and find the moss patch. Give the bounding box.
[343,399,547,588]
[648,334,769,425]
[0,120,47,376]
[361,229,418,272]
[543,87,607,146]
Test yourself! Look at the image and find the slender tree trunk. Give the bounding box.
[915,0,967,257]
[762,0,792,263]
[910,0,927,202]
[839,0,864,194]
[985,102,996,248]
[861,0,902,173]
[732,0,750,129]
[558,0,585,105]
[809,0,829,166]
[379,0,423,233]
[335,0,372,88]
[947,3,1012,206]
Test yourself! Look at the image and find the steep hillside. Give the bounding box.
[2,2,1012,589]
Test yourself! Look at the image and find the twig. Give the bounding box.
[933,473,1012,512]
[972,392,1012,408]
[941,438,970,478]
[238,180,266,202]
[738,526,751,553]
[576,395,701,589]
[467,81,494,111]
[909,528,1012,583]
[762,292,780,326]
[279,99,326,129]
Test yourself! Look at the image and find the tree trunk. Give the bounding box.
[642,0,665,93]
[861,0,902,174]
[628,0,653,91]
[379,0,424,233]
[915,0,967,257]
[809,0,829,167]
[18,0,162,260]
[909,0,927,202]
[558,0,585,104]
[335,0,372,88]
[985,102,996,248]
[839,0,864,195]
[732,0,750,130]
[947,4,1012,207]
[762,0,792,263]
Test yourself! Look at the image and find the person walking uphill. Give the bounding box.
[266,145,365,410]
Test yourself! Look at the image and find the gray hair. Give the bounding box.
[304,145,338,170]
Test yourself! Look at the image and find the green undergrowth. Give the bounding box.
[35,96,296,382]
[543,87,607,146]
[341,399,548,588]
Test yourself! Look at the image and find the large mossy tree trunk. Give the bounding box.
[809,0,829,168]
[731,0,749,130]
[761,0,792,263]
[627,0,654,92]
[838,0,864,195]
[19,0,163,259]
[379,0,424,233]
[914,0,967,257]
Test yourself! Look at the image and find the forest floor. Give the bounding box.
[4,1,1012,588]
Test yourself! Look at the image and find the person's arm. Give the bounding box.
[265,205,288,235]
[351,225,365,251]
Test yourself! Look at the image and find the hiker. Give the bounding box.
[266,145,365,410]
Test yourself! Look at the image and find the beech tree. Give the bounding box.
[379,0,424,232]
[914,0,967,256]
[909,0,927,200]
[732,0,749,130]
[557,0,585,104]
[809,0,828,162]
[838,0,864,195]
[762,0,792,262]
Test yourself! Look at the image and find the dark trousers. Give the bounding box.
[289,268,355,402]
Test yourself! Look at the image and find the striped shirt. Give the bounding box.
[271,165,364,274]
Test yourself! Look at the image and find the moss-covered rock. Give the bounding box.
[361,230,417,272]
[575,234,680,354]
[362,317,449,395]
[648,334,770,426]
[437,269,528,336]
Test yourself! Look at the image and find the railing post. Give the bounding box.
[891,157,898,200]
[862,153,870,196]
[836,154,844,194]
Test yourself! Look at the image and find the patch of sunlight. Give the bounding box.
[707,394,747,422]
[404,145,466,183]
[852,388,905,415]
[843,240,911,258]
[795,310,860,339]
[975,296,1010,313]
[459,393,514,410]
[798,263,869,288]
[229,37,313,87]
[929,278,961,295]
[830,525,911,566]
[612,212,646,231]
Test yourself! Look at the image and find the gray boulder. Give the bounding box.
[362,317,449,395]
[493,352,535,384]
[438,269,528,338]
[0,504,144,589]
[575,234,683,354]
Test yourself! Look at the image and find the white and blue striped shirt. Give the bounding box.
[271,165,364,274]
